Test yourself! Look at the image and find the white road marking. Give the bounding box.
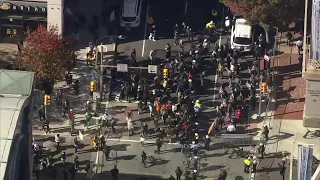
[213,8,225,104]
[141,2,150,57]
[106,138,180,145]
[213,74,218,103]
[184,1,188,15]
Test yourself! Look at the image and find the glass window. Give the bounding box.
[1,27,23,43]
[1,17,23,26]
[234,37,251,45]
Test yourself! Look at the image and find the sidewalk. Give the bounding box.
[247,42,319,179]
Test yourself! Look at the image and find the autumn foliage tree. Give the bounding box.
[19,25,73,81]
[220,0,305,29]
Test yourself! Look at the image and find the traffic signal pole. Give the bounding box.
[99,43,104,101]
[44,95,51,120]
[258,75,263,115]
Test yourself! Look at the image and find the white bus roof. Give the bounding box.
[234,19,252,38]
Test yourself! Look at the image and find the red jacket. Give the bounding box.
[236,109,242,120]
[183,123,189,131]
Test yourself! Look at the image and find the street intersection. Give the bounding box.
[28,0,320,180]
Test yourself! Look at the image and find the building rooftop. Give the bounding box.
[0,69,34,95]
[0,70,34,180]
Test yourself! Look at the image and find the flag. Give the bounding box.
[79,130,84,141]
[208,121,216,134]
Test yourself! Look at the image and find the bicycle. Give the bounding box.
[181,156,191,168]
[228,147,247,158]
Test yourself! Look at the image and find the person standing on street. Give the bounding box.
[74,137,79,153]
[131,49,137,65]
[244,157,251,173]
[252,157,257,173]
[62,99,70,116]
[42,119,50,134]
[38,105,45,121]
[262,125,269,142]
[55,134,60,151]
[104,145,111,161]
[111,165,119,180]
[156,137,162,154]
[204,135,211,150]
[141,151,147,167]
[258,143,266,159]
[175,166,183,180]
[68,109,75,134]
[166,126,173,143]
[187,26,193,42]
[149,25,156,41]
[56,90,63,106]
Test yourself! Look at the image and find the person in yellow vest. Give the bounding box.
[93,135,98,150]
[244,157,252,173]
[163,79,168,88]
[205,20,215,36]
[261,82,268,94]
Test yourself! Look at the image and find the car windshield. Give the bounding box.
[121,17,137,22]
[234,37,251,45]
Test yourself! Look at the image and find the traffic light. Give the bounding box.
[44,95,51,105]
[90,81,95,92]
[260,82,268,94]
[163,68,168,79]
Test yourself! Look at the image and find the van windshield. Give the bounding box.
[234,37,251,45]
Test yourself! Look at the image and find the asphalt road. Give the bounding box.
[31,0,274,179]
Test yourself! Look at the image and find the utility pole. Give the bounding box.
[99,43,104,101]
[95,47,99,69]
[258,74,263,115]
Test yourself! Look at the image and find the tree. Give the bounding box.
[19,25,73,81]
[220,0,305,29]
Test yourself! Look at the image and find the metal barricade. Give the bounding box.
[221,134,256,147]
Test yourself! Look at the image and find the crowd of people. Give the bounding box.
[30,10,275,179]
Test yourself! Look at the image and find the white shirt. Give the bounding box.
[264,54,270,62]
[149,105,153,112]
[296,40,302,47]
[140,137,145,142]
[227,124,236,132]
[127,120,133,130]
[55,135,60,143]
[172,104,177,112]
[230,64,235,72]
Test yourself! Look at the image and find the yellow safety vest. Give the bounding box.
[206,23,215,29]
[163,81,168,88]
[244,159,251,166]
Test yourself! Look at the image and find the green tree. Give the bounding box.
[220,0,305,29]
[19,25,73,80]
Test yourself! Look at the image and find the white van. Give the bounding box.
[120,0,143,27]
[230,18,254,52]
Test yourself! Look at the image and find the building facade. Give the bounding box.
[302,0,320,128]
[0,0,64,43]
